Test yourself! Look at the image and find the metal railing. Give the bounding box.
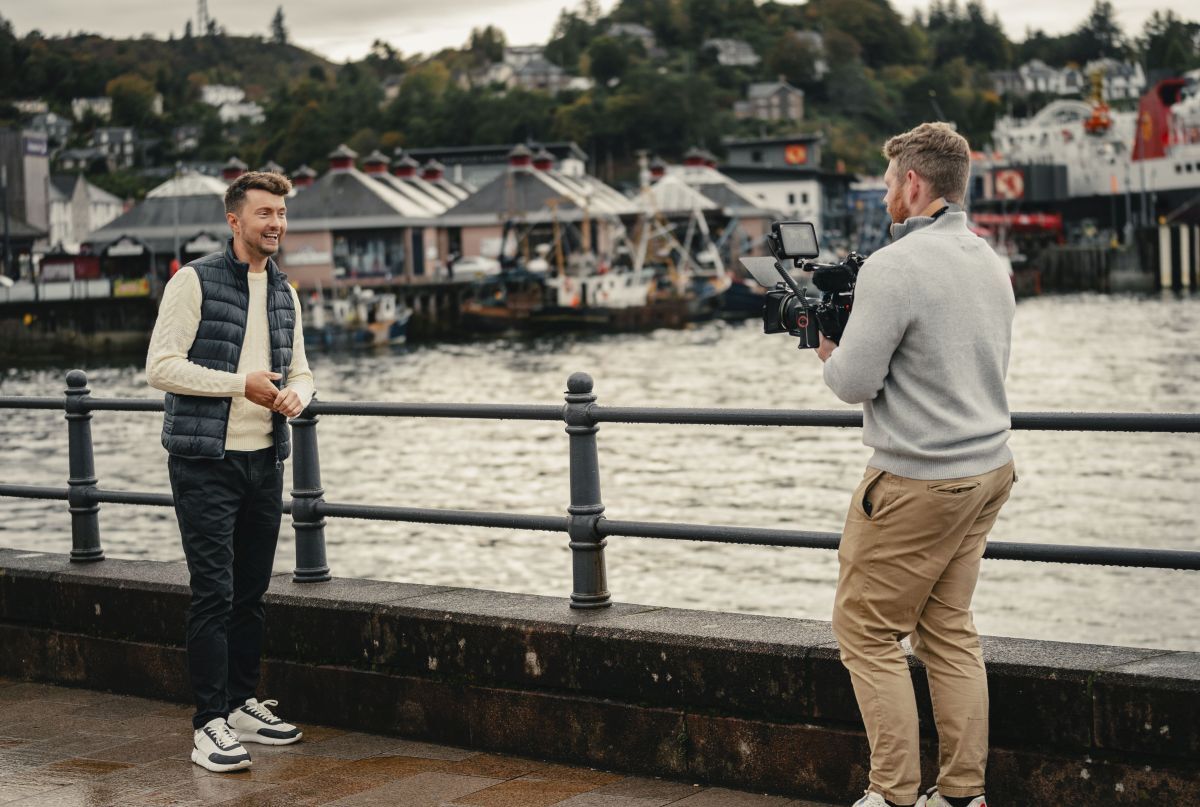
[1,370,1199,610]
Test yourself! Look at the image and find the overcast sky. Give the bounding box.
[0,0,1192,63]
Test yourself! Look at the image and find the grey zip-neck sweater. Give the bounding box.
[822,210,1015,479]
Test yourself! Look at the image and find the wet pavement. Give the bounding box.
[0,679,837,806]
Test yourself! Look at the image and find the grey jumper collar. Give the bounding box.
[889,203,964,241]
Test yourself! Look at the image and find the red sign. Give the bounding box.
[784,144,808,165]
[993,168,1025,200]
[972,212,1062,232]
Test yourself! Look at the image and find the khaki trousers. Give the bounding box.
[832,461,1015,805]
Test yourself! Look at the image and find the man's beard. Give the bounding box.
[887,188,910,223]
[243,231,280,257]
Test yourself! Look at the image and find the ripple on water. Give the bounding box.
[1,294,1198,650]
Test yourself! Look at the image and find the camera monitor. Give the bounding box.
[775,221,819,259]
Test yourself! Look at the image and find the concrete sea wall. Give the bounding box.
[0,548,1196,802]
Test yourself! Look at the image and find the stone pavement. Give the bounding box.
[0,679,838,807]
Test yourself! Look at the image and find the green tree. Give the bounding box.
[764,31,822,90]
[468,25,505,65]
[586,36,632,84]
[106,73,158,126]
[926,1,1010,69]
[1066,0,1127,62]
[545,3,600,70]
[0,15,16,98]
[271,7,287,46]
[1140,11,1200,74]
[804,0,922,68]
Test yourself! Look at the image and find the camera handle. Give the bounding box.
[765,235,809,299]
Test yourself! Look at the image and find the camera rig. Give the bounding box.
[740,221,864,350]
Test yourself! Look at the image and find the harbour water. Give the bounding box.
[1,293,1198,651]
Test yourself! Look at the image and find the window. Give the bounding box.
[801,192,809,205]
[752,150,762,163]
[333,230,406,277]
[787,193,796,205]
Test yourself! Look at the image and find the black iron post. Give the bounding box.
[64,370,103,562]
[564,372,610,608]
[289,400,330,582]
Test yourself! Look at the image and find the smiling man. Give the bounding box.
[146,170,313,772]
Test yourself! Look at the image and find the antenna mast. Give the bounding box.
[197,0,210,34]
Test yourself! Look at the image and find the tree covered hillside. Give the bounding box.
[2,0,1198,196]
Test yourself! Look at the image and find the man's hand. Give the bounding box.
[244,371,282,408]
[817,333,838,363]
[272,387,303,419]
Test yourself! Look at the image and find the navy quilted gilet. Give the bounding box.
[160,240,296,461]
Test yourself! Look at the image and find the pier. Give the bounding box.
[1,372,1198,803]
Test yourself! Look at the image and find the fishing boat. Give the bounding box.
[302,286,411,348]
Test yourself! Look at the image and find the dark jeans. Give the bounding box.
[168,447,284,730]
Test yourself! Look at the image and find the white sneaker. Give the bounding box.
[227,698,303,745]
[916,788,987,807]
[852,792,889,807]
[192,717,251,772]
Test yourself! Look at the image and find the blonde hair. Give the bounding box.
[883,122,970,203]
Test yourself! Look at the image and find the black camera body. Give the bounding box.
[751,222,864,350]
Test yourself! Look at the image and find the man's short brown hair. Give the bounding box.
[224,171,293,214]
[883,122,971,203]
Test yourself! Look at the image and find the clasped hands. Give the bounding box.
[244,370,303,418]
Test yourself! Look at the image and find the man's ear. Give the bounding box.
[226,211,239,235]
[905,170,922,204]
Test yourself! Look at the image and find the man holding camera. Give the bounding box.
[817,123,1015,807]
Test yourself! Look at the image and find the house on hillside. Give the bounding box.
[70,97,112,122]
[217,102,265,125]
[47,174,124,253]
[90,127,137,171]
[28,112,72,149]
[1083,58,1145,100]
[504,45,547,69]
[607,22,657,54]
[702,38,760,68]
[200,85,246,107]
[510,58,570,94]
[735,80,804,122]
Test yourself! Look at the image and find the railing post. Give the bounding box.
[289,400,330,583]
[564,372,611,609]
[64,370,103,562]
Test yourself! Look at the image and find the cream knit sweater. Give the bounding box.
[146,266,315,452]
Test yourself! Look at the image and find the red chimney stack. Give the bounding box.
[392,154,419,178]
[508,144,533,169]
[221,156,248,182]
[291,165,316,189]
[649,156,667,181]
[532,148,555,172]
[362,150,390,175]
[420,160,446,182]
[682,147,706,168]
[328,144,358,173]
